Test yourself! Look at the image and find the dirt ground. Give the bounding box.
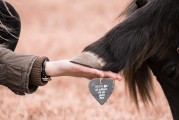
[0,0,172,120]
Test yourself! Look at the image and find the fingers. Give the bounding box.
[103,71,121,81]
[86,69,122,81]
[70,63,105,78]
[83,68,105,79]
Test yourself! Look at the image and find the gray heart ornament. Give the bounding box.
[88,78,115,105]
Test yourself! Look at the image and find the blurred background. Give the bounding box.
[0,0,172,120]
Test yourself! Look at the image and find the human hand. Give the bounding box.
[45,60,121,80]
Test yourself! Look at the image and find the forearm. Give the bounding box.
[0,46,48,94]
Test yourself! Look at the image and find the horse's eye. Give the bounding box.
[165,66,176,79]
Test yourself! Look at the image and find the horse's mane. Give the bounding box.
[117,0,154,108]
[109,0,176,107]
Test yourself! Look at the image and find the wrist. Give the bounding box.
[45,61,54,77]
[41,59,51,82]
[45,61,61,77]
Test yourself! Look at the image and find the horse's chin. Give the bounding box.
[71,51,106,69]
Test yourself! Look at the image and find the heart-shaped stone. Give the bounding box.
[88,78,115,105]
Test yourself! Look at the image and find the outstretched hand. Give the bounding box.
[45,60,121,80]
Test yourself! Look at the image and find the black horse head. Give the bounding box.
[72,0,179,119]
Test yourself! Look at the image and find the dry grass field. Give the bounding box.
[0,0,172,120]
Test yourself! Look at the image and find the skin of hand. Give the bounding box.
[45,60,121,80]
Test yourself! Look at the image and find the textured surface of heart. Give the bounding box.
[89,78,115,105]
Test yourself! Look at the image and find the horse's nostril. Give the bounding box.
[165,66,176,79]
[136,0,148,8]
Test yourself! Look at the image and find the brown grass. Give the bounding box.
[0,0,172,119]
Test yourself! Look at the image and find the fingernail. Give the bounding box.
[101,73,104,78]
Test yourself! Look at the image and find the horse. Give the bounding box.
[71,0,179,119]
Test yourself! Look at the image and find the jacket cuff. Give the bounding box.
[29,56,49,86]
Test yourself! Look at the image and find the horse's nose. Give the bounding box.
[70,51,106,69]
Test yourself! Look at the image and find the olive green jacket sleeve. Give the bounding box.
[0,46,48,95]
